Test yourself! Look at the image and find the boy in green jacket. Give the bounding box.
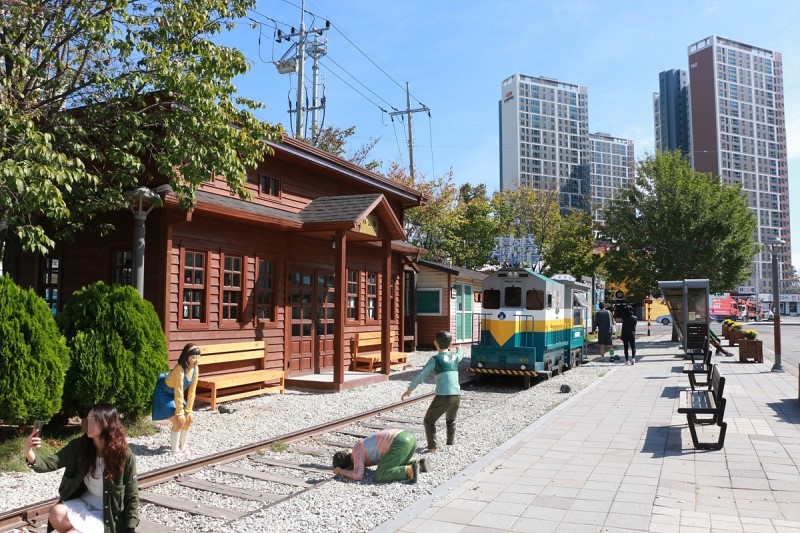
[401,330,463,452]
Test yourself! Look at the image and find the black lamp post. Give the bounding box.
[767,237,785,372]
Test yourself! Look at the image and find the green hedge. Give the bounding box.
[57,282,168,419]
[0,275,69,425]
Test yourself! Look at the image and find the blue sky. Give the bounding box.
[216,0,800,268]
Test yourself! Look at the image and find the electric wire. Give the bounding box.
[317,61,388,114]
[321,55,398,112]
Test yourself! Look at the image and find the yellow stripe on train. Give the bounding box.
[468,368,538,377]
[481,317,574,346]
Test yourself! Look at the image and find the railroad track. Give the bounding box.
[0,380,523,533]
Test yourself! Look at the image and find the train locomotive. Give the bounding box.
[469,268,590,386]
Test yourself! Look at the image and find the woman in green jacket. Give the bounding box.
[23,403,139,533]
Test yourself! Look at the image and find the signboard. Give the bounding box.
[737,286,755,295]
[490,234,540,268]
[358,214,380,237]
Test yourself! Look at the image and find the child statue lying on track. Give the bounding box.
[332,429,431,483]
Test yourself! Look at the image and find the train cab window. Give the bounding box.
[483,289,501,309]
[547,292,553,309]
[505,287,522,307]
[526,289,545,310]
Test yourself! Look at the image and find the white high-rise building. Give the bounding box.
[499,74,590,211]
[688,36,791,295]
[589,132,635,225]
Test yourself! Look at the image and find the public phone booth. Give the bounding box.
[657,279,710,358]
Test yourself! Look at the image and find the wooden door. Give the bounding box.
[289,268,335,373]
[314,271,335,371]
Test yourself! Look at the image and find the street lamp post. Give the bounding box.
[644,294,653,336]
[767,237,785,372]
[123,185,172,297]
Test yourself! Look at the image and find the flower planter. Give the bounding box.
[728,330,742,347]
[738,339,763,363]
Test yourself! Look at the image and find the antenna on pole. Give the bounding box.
[273,0,329,139]
[388,82,430,179]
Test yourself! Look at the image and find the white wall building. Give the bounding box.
[589,132,636,225]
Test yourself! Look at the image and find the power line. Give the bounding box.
[320,55,398,112]
[317,62,388,114]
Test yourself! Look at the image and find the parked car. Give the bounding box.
[656,314,672,325]
[764,310,774,320]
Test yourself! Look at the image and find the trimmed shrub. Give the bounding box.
[57,282,168,419]
[0,275,69,425]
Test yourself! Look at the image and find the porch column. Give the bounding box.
[334,230,347,384]
[381,238,391,375]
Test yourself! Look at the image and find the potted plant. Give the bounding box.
[728,322,743,346]
[739,329,763,363]
[722,319,735,337]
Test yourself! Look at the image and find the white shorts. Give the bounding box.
[63,495,104,533]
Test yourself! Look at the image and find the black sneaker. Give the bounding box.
[410,461,419,483]
[419,457,432,473]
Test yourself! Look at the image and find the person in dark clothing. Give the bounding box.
[592,302,614,361]
[620,305,638,365]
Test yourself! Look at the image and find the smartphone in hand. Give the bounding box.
[32,420,43,437]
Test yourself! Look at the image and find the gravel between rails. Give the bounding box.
[1,350,611,533]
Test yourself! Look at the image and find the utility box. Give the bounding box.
[657,279,710,356]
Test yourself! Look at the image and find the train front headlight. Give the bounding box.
[477,362,483,368]
[520,364,527,371]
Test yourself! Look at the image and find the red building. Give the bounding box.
[19,135,425,391]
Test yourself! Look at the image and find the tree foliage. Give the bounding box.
[56,282,168,419]
[600,151,758,300]
[0,0,282,276]
[444,184,498,270]
[304,125,381,171]
[0,274,70,425]
[491,186,597,277]
[387,163,459,263]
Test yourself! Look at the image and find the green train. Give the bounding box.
[469,268,590,386]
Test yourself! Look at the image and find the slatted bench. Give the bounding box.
[682,348,713,390]
[350,331,408,372]
[677,364,727,450]
[195,341,284,411]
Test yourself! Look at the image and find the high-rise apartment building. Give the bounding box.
[589,132,636,225]
[499,74,591,211]
[654,69,692,155]
[688,36,791,294]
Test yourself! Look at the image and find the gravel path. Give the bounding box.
[2,350,611,532]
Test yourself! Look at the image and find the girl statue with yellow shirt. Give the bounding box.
[152,343,199,455]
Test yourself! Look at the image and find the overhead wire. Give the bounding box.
[320,55,398,112]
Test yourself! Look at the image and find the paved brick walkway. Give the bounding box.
[375,336,800,533]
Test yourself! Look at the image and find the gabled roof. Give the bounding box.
[301,193,406,241]
[418,260,488,282]
[271,135,426,208]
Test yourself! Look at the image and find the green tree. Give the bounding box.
[490,186,591,275]
[0,0,282,279]
[0,275,69,425]
[600,151,758,300]
[387,163,458,263]
[443,183,498,270]
[305,125,381,171]
[57,282,168,419]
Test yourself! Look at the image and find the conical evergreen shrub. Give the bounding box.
[0,275,69,425]
[57,282,168,419]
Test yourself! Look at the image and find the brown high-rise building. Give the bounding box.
[688,36,791,296]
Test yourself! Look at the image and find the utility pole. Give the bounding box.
[295,0,306,138]
[389,82,430,179]
[273,0,329,139]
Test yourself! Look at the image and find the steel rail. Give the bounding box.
[0,391,435,533]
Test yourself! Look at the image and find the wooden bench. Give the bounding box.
[677,365,728,450]
[682,348,713,390]
[350,331,408,372]
[195,341,284,411]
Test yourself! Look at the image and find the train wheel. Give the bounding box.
[543,358,552,379]
[555,356,563,375]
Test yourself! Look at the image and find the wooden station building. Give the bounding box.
[18,135,426,391]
